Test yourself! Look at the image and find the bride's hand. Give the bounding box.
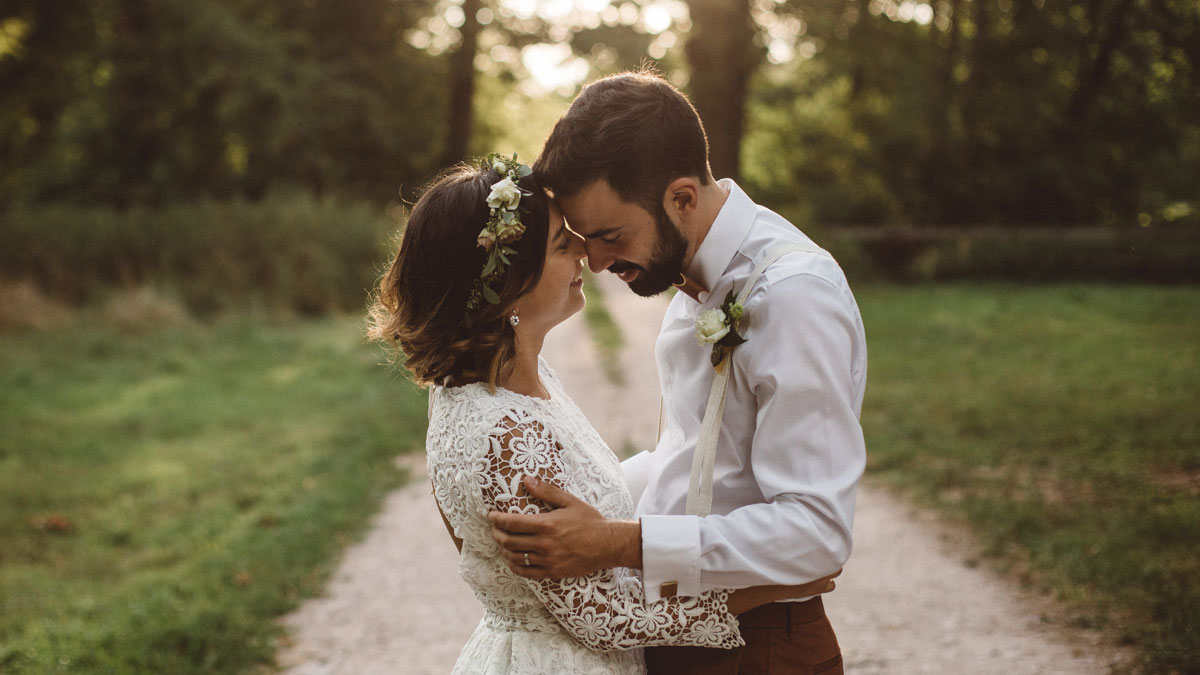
[488,476,641,580]
[726,569,842,615]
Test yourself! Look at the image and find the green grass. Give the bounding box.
[856,284,1199,673]
[0,316,426,674]
[581,269,625,385]
[1,285,1195,673]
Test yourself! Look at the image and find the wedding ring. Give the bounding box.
[523,552,531,567]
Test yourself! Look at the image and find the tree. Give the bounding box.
[0,0,447,206]
[683,0,764,181]
[442,0,483,166]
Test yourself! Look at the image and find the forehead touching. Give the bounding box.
[548,203,567,240]
[558,179,650,238]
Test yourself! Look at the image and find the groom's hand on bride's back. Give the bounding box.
[488,476,642,580]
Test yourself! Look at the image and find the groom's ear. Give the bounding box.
[662,177,701,221]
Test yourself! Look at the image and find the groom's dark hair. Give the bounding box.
[534,68,712,213]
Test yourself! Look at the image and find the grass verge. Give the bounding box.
[0,316,425,673]
[581,269,625,385]
[856,284,1199,673]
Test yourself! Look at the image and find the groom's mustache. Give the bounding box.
[607,261,643,275]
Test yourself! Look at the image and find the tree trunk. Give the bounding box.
[850,0,873,100]
[1065,0,1135,124]
[443,0,481,166]
[683,0,763,181]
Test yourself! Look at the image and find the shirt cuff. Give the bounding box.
[639,514,701,603]
[620,451,653,508]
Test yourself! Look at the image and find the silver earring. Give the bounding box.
[509,311,520,327]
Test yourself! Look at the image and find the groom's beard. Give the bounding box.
[609,205,688,297]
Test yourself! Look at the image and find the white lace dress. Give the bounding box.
[426,358,743,675]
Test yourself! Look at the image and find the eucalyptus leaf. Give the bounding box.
[719,332,748,348]
[481,284,500,304]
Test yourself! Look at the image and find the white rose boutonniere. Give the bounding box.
[695,309,730,344]
[695,290,747,370]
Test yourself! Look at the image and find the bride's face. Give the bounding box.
[513,202,586,332]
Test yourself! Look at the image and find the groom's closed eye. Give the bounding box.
[587,228,621,244]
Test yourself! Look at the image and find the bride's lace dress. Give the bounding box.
[426,358,742,674]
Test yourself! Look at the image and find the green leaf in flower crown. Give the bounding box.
[481,283,500,305]
[518,165,532,177]
[481,254,497,278]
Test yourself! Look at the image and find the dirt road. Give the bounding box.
[276,273,1127,674]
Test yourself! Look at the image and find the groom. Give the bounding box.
[489,70,867,674]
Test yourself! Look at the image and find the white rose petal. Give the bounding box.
[492,160,508,173]
[487,177,522,210]
[695,308,730,345]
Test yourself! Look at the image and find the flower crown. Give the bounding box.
[466,152,533,315]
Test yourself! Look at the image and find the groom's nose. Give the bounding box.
[582,243,612,273]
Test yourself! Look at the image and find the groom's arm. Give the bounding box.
[488,475,642,579]
[638,272,866,598]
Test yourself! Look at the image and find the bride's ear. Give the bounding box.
[662,177,701,221]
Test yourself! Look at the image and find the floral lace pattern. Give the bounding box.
[426,359,742,675]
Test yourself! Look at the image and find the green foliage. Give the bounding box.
[745,0,1200,226]
[0,317,426,673]
[0,194,395,314]
[0,0,446,206]
[858,284,1200,673]
[821,225,1200,283]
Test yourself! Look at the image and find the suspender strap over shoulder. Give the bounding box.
[683,241,831,516]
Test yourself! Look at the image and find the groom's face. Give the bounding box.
[557,179,688,297]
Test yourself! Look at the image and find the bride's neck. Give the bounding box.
[498,332,548,399]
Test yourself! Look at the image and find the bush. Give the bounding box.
[821,225,1200,284]
[0,194,396,315]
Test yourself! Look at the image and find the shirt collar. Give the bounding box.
[686,178,756,297]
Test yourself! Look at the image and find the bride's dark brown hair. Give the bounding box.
[367,163,550,390]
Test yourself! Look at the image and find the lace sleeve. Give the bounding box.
[480,411,744,652]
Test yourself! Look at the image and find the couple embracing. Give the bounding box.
[369,70,867,675]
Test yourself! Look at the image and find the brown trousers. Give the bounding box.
[644,598,842,675]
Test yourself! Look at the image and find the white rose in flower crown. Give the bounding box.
[492,160,508,174]
[695,308,730,345]
[487,177,522,210]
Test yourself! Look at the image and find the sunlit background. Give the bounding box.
[1,2,1197,674]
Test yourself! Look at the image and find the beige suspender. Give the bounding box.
[683,241,831,516]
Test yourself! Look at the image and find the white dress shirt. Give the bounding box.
[622,179,867,603]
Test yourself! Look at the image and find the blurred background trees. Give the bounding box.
[2,0,1196,225]
[2,5,1196,671]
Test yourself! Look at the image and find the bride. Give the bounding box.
[368,154,836,674]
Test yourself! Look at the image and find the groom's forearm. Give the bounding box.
[601,519,642,570]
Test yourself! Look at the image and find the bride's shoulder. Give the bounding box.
[432,383,553,436]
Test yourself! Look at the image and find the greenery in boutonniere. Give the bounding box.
[694,289,747,370]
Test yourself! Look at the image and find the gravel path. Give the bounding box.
[276,273,1129,674]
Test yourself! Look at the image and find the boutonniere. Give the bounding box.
[694,290,747,371]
